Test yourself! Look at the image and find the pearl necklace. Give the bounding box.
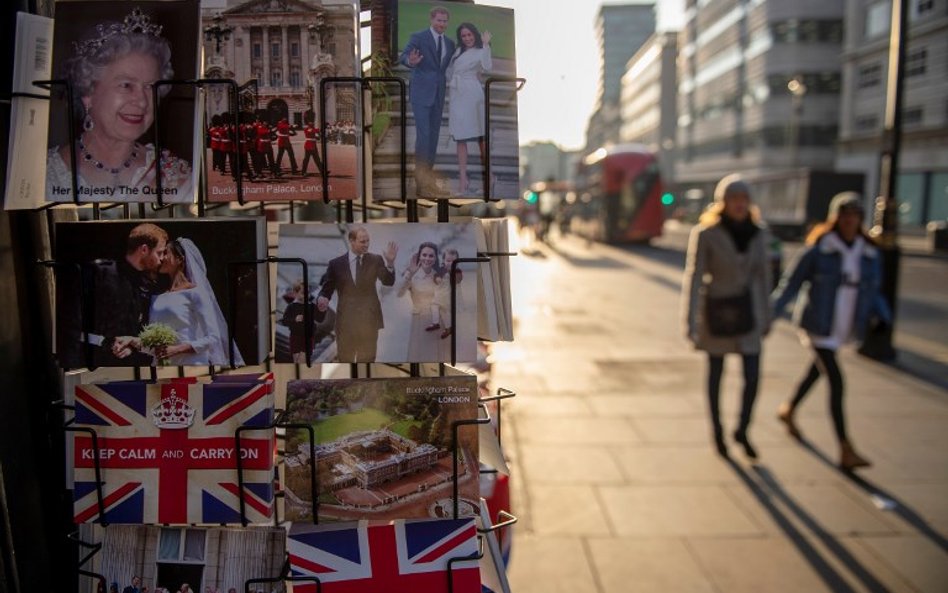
[79,134,140,175]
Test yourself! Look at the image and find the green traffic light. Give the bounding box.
[661,192,674,206]
[525,191,538,204]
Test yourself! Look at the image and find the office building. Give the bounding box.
[586,2,657,152]
[619,31,678,183]
[676,0,847,199]
[836,0,948,226]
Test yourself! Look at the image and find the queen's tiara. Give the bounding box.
[73,8,164,57]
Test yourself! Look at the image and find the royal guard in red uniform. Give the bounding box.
[230,115,255,181]
[275,117,299,175]
[218,115,235,176]
[208,114,225,173]
[300,112,325,177]
[255,118,278,177]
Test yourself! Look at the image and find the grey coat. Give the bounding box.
[682,221,773,355]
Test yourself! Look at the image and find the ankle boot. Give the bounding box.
[777,402,802,440]
[733,429,758,459]
[712,426,728,458]
[840,441,871,471]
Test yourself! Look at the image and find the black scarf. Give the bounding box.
[720,214,759,253]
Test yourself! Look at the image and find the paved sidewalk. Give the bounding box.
[495,230,948,593]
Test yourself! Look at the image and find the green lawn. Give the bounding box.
[314,408,395,442]
[389,418,421,438]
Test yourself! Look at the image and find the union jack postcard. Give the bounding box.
[72,380,275,524]
[288,518,481,593]
[283,376,480,523]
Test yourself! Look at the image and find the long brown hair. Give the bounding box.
[805,207,876,246]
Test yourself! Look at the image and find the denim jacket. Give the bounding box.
[771,233,892,341]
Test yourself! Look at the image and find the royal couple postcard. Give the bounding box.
[54,218,268,368]
[276,221,478,364]
[371,0,519,201]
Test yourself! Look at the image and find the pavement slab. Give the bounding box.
[519,443,625,484]
[586,537,717,593]
[506,536,601,593]
[525,484,613,536]
[598,485,763,537]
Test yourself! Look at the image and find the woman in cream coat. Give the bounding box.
[683,175,773,458]
[446,23,492,195]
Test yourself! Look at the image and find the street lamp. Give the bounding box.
[204,14,233,54]
[787,75,807,169]
[860,0,909,361]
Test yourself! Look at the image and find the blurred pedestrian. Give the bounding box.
[683,174,773,459]
[771,192,891,471]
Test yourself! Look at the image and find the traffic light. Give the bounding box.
[524,191,538,204]
[661,192,675,206]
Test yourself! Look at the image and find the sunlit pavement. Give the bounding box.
[493,223,948,593]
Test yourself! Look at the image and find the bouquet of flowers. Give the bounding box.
[138,323,178,365]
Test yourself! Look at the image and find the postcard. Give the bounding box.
[276,222,478,364]
[202,1,359,202]
[4,13,53,211]
[283,376,480,523]
[371,0,519,201]
[288,518,480,593]
[82,524,285,593]
[46,0,200,204]
[54,218,268,368]
[72,380,275,525]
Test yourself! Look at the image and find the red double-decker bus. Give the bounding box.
[571,144,665,243]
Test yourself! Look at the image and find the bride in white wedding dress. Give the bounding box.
[124,238,243,366]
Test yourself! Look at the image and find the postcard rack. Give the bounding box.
[19,40,526,593]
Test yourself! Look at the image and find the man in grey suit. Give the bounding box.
[400,5,454,197]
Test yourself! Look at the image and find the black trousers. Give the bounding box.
[707,353,760,437]
[790,347,847,442]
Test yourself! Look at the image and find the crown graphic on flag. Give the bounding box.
[151,391,195,429]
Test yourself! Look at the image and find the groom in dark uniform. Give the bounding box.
[317,226,398,362]
[401,5,454,197]
[58,223,168,367]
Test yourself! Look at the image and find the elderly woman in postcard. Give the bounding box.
[46,8,192,203]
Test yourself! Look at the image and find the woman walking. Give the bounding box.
[772,192,891,470]
[683,175,772,458]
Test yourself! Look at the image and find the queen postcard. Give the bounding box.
[45,0,201,204]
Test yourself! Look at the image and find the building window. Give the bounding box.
[271,41,281,58]
[771,19,843,44]
[291,42,300,57]
[902,106,923,126]
[858,63,882,88]
[865,1,891,39]
[905,48,927,77]
[289,70,301,88]
[271,69,282,87]
[158,528,206,562]
[252,43,262,58]
[912,0,935,19]
[855,114,879,131]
